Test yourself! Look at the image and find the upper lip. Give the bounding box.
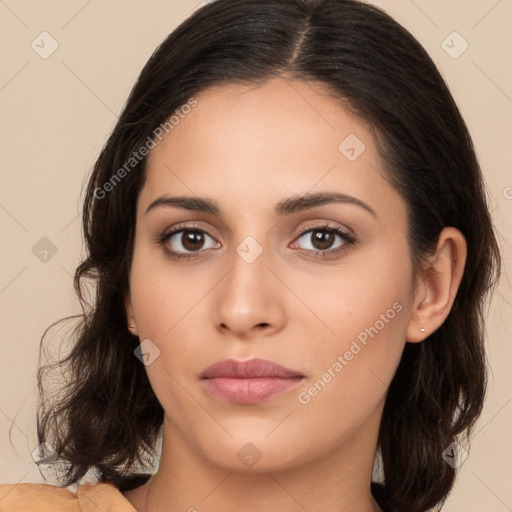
[200,358,304,379]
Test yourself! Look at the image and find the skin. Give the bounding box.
[123,77,467,512]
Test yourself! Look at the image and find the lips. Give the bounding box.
[200,358,304,404]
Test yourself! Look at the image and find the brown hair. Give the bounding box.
[36,1,501,510]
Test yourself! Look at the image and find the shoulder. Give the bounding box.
[0,482,136,512]
[0,483,79,511]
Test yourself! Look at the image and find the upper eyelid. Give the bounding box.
[295,222,351,236]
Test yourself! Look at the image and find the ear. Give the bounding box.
[124,291,139,337]
[406,227,467,342]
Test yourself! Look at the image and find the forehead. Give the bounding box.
[148,77,370,165]
[139,77,403,223]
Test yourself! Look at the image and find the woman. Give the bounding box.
[0,0,501,511]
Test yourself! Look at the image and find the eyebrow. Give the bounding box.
[145,192,377,218]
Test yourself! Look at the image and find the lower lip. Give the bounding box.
[201,376,303,404]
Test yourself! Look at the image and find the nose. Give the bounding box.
[212,242,287,341]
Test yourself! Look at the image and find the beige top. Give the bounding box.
[0,482,136,511]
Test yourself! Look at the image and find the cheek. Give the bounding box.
[297,301,408,403]
[289,246,412,423]
[128,245,214,397]
[129,240,202,339]
[291,239,412,348]
[286,279,409,465]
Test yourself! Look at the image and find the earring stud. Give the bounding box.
[419,327,426,333]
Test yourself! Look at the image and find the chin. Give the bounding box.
[192,428,317,474]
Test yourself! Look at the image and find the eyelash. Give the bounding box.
[157,222,356,261]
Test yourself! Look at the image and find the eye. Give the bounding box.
[292,224,355,258]
[158,224,220,259]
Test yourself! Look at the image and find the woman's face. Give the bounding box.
[126,77,418,473]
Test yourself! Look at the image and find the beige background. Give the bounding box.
[0,0,510,510]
